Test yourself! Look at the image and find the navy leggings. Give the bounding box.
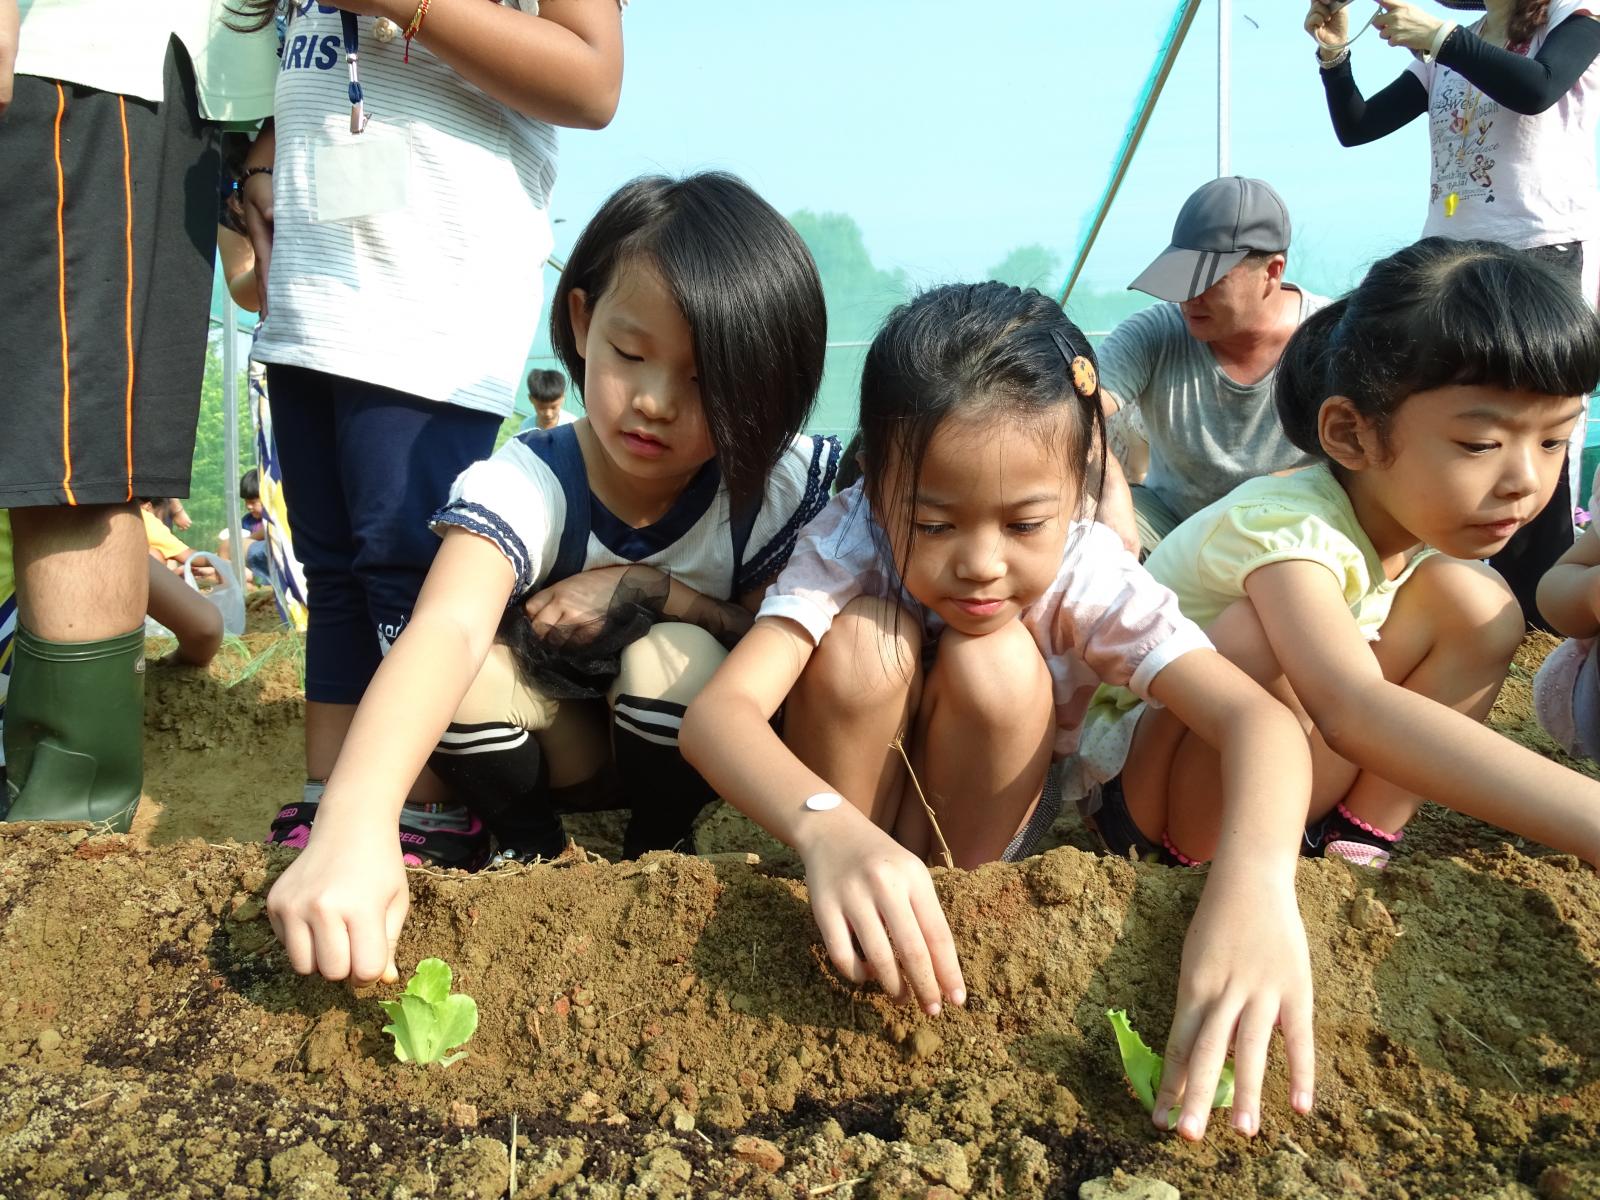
[267,365,501,704]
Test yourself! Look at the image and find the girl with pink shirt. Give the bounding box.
[683,283,1318,1143]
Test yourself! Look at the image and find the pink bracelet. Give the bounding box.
[1337,801,1403,843]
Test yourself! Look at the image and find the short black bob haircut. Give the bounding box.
[550,172,826,513]
[526,369,567,404]
[857,281,1106,565]
[1276,237,1600,464]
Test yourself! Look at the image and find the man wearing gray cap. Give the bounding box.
[1099,176,1328,555]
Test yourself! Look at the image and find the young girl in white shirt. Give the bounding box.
[684,283,1318,1143]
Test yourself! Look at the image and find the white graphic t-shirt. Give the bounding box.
[254,3,559,417]
[1410,2,1600,248]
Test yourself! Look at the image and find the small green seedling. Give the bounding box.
[1106,1009,1234,1119]
[379,958,478,1067]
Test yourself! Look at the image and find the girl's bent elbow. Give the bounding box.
[579,91,620,129]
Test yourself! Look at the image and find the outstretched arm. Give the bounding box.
[1250,558,1600,862]
[1144,650,1316,1143]
[267,530,515,985]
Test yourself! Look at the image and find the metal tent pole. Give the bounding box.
[1058,0,1206,306]
[1218,0,1231,176]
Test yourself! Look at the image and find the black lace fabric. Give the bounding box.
[499,566,671,699]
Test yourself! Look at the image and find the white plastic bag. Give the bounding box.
[183,552,246,637]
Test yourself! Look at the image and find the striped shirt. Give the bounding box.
[253,2,558,417]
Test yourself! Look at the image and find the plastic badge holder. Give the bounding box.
[183,552,247,637]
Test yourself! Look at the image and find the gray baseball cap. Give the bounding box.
[1129,176,1292,303]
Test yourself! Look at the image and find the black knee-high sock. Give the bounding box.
[427,722,566,860]
[612,694,715,857]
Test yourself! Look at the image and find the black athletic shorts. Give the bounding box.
[0,38,218,508]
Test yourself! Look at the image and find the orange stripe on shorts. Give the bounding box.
[119,97,135,500]
[53,83,76,505]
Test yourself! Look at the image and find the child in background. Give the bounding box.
[235,0,625,866]
[216,470,272,586]
[1136,238,1600,870]
[240,469,270,586]
[684,283,1315,1144]
[267,173,837,972]
[142,500,201,573]
[1534,465,1600,759]
[520,368,579,432]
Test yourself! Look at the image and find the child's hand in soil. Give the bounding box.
[1153,868,1315,1141]
[798,805,966,1015]
[267,820,409,986]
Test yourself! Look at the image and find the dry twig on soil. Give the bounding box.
[509,1112,518,1197]
[890,735,953,868]
[809,1180,866,1197]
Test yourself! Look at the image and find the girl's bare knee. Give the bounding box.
[1415,557,1523,665]
[614,622,728,705]
[928,621,1048,727]
[795,596,919,713]
[455,643,558,729]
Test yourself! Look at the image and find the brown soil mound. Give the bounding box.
[1,628,1597,1199]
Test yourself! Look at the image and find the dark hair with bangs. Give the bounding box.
[1276,237,1600,464]
[526,369,567,404]
[858,282,1106,573]
[551,172,826,513]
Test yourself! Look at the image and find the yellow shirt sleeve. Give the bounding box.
[1194,500,1369,610]
[142,510,190,561]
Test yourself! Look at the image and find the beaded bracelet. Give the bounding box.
[1161,832,1204,868]
[1336,801,1403,843]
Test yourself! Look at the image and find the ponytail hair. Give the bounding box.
[1274,237,1600,463]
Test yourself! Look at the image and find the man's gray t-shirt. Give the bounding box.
[1097,286,1327,523]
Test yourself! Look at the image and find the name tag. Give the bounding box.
[313,125,410,223]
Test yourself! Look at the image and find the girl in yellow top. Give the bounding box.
[1112,237,1600,869]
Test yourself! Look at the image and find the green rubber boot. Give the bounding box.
[2,625,146,832]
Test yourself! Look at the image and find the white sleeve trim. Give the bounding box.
[754,594,834,645]
[1128,626,1213,703]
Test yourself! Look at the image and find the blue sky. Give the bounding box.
[547,0,1448,300]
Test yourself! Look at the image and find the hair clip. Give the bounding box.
[1069,356,1098,398]
[1048,328,1099,398]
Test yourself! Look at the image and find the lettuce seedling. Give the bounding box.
[379,958,478,1067]
[1106,1009,1234,1116]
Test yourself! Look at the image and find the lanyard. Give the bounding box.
[343,11,369,133]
